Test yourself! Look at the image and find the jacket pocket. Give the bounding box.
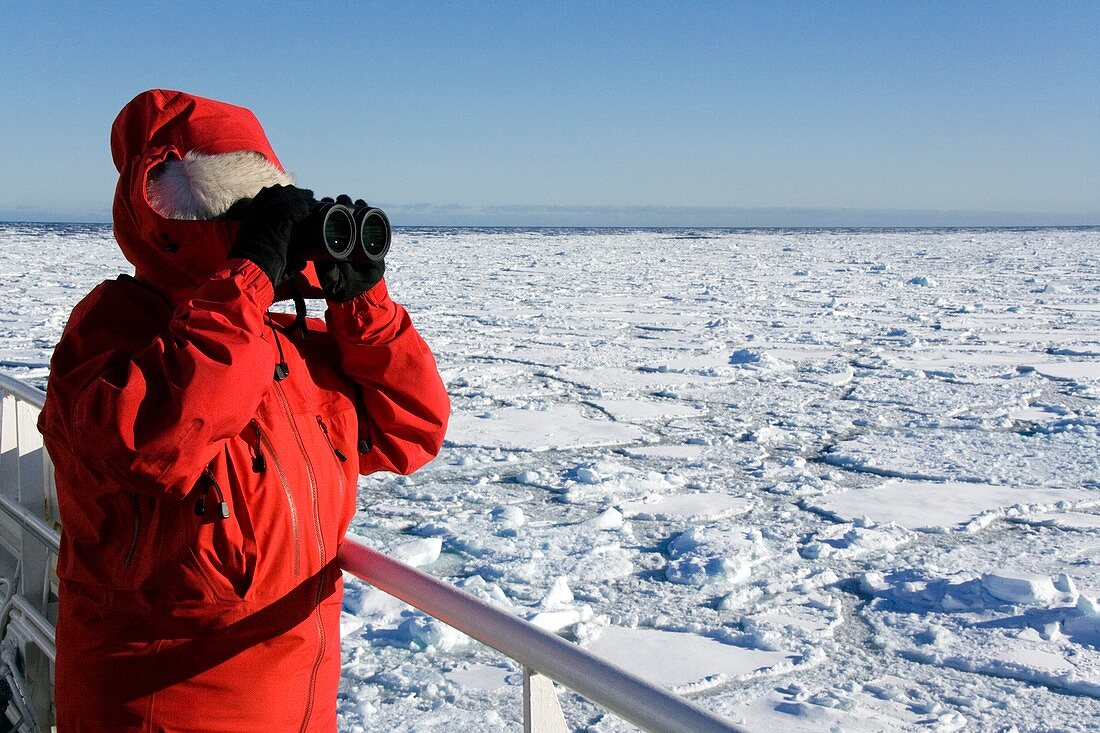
[312,407,356,540]
[173,454,258,603]
[315,414,349,508]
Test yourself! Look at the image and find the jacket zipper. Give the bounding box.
[251,421,267,473]
[316,416,348,463]
[272,381,328,733]
[254,420,301,578]
[123,494,141,568]
[317,416,349,526]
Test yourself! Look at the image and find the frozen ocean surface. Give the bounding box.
[2,223,1099,731]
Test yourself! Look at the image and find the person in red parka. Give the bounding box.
[37,89,450,732]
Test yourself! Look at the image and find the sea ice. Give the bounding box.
[1032,362,1100,382]
[589,397,702,422]
[981,571,1060,606]
[825,427,1100,486]
[802,520,912,559]
[584,626,794,691]
[810,479,1096,532]
[863,568,1100,698]
[665,525,770,586]
[1015,511,1100,529]
[447,404,649,451]
[619,492,751,521]
[620,443,705,460]
[8,224,1100,731]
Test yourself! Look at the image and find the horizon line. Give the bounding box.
[3,221,1099,231]
[2,203,1098,229]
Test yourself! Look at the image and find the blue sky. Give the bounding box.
[1,1,1097,225]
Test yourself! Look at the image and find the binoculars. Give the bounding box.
[295,201,391,262]
[224,194,391,263]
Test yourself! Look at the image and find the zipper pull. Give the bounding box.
[202,467,232,520]
[316,416,348,462]
[251,421,267,473]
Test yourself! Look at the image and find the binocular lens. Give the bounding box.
[357,210,391,260]
[284,199,390,263]
[320,206,356,259]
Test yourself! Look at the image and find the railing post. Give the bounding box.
[523,667,569,733]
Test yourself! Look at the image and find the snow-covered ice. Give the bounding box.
[447,404,650,451]
[810,479,1097,532]
[618,492,752,521]
[584,626,795,691]
[4,223,1100,730]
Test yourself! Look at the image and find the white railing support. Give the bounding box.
[523,668,570,733]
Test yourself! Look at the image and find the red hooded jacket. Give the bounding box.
[38,90,450,732]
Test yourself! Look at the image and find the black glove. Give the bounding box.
[315,195,386,302]
[227,184,315,288]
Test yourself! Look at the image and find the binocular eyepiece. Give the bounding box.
[295,201,391,263]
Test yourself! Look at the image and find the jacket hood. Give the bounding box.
[111,89,321,304]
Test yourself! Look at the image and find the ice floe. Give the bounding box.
[810,479,1098,532]
[585,626,795,692]
[861,567,1100,698]
[447,404,649,451]
[825,427,1100,486]
[619,492,752,521]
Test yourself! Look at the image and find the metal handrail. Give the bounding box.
[9,597,55,659]
[0,497,58,556]
[0,374,747,732]
[0,375,44,408]
[339,542,746,733]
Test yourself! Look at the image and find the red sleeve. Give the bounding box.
[53,260,277,498]
[324,278,450,476]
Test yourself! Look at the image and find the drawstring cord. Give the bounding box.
[271,325,290,381]
[268,280,308,381]
[288,280,308,339]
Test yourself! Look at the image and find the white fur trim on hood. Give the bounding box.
[146,150,293,220]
